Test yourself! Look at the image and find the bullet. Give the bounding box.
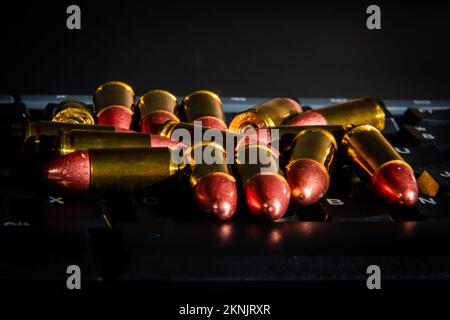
[50,129,183,156]
[182,90,227,130]
[235,144,290,221]
[342,125,418,207]
[228,98,302,133]
[138,89,180,134]
[22,121,115,163]
[186,142,237,221]
[159,120,242,151]
[94,81,135,130]
[235,125,346,152]
[286,129,337,205]
[285,97,385,131]
[43,148,182,193]
[51,100,95,125]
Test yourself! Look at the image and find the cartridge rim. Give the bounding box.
[52,107,96,125]
[229,111,273,133]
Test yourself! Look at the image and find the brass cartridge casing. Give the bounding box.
[94,81,135,113]
[342,124,418,207]
[288,129,337,172]
[90,148,180,193]
[57,130,153,156]
[342,125,404,180]
[229,98,301,133]
[24,121,115,143]
[138,89,178,118]
[235,144,281,184]
[182,90,227,129]
[187,142,235,188]
[51,100,95,125]
[318,97,385,131]
[159,121,242,149]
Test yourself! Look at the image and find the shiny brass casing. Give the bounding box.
[318,97,385,131]
[235,144,281,184]
[93,81,135,112]
[182,90,226,125]
[57,130,151,156]
[138,89,178,117]
[51,100,95,125]
[342,125,406,181]
[186,141,234,187]
[288,128,337,172]
[90,148,180,193]
[229,98,300,133]
[24,121,115,143]
[159,121,242,149]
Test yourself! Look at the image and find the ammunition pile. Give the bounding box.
[23,81,419,222]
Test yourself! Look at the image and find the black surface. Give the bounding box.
[1,1,450,99]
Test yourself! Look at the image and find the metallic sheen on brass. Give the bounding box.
[319,97,385,131]
[229,98,301,133]
[51,100,95,125]
[138,89,178,118]
[182,90,227,129]
[90,148,180,193]
[57,130,153,156]
[93,81,135,112]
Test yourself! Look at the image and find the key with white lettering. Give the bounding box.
[403,108,450,126]
[402,125,450,150]
[394,145,447,174]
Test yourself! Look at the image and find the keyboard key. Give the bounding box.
[403,108,450,126]
[401,125,450,150]
[393,145,447,174]
[20,95,92,111]
[418,162,450,197]
[415,194,450,220]
[383,99,450,116]
[0,96,14,103]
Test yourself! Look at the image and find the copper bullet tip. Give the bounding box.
[97,105,134,130]
[245,174,291,221]
[286,158,329,206]
[284,110,327,126]
[140,111,179,134]
[371,161,418,207]
[193,173,238,221]
[42,150,91,193]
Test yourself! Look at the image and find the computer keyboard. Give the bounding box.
[1,94,450,294]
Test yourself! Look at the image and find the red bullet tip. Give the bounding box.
[286,158,329,206]
[97,105,133,130]
[284,110,327,126]
[245,174,291,221]
[140,111,179,134]
[371,161,418,207]
[193,173,238,221]
[195,116,228,131]
[149,134,186,150]
[42,150,91,193]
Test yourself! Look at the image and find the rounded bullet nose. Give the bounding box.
[284,98,302,113]
[286,159,329,206]
[195,116,228,131]
[97,105,133,130]
[245,174,291,221]
[284,111,327,126]
[140,112,178,134]
[42,151,91,193]
[193,173,238,221]
[372,161,419,207]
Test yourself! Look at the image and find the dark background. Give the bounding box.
[1,1,450,99]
